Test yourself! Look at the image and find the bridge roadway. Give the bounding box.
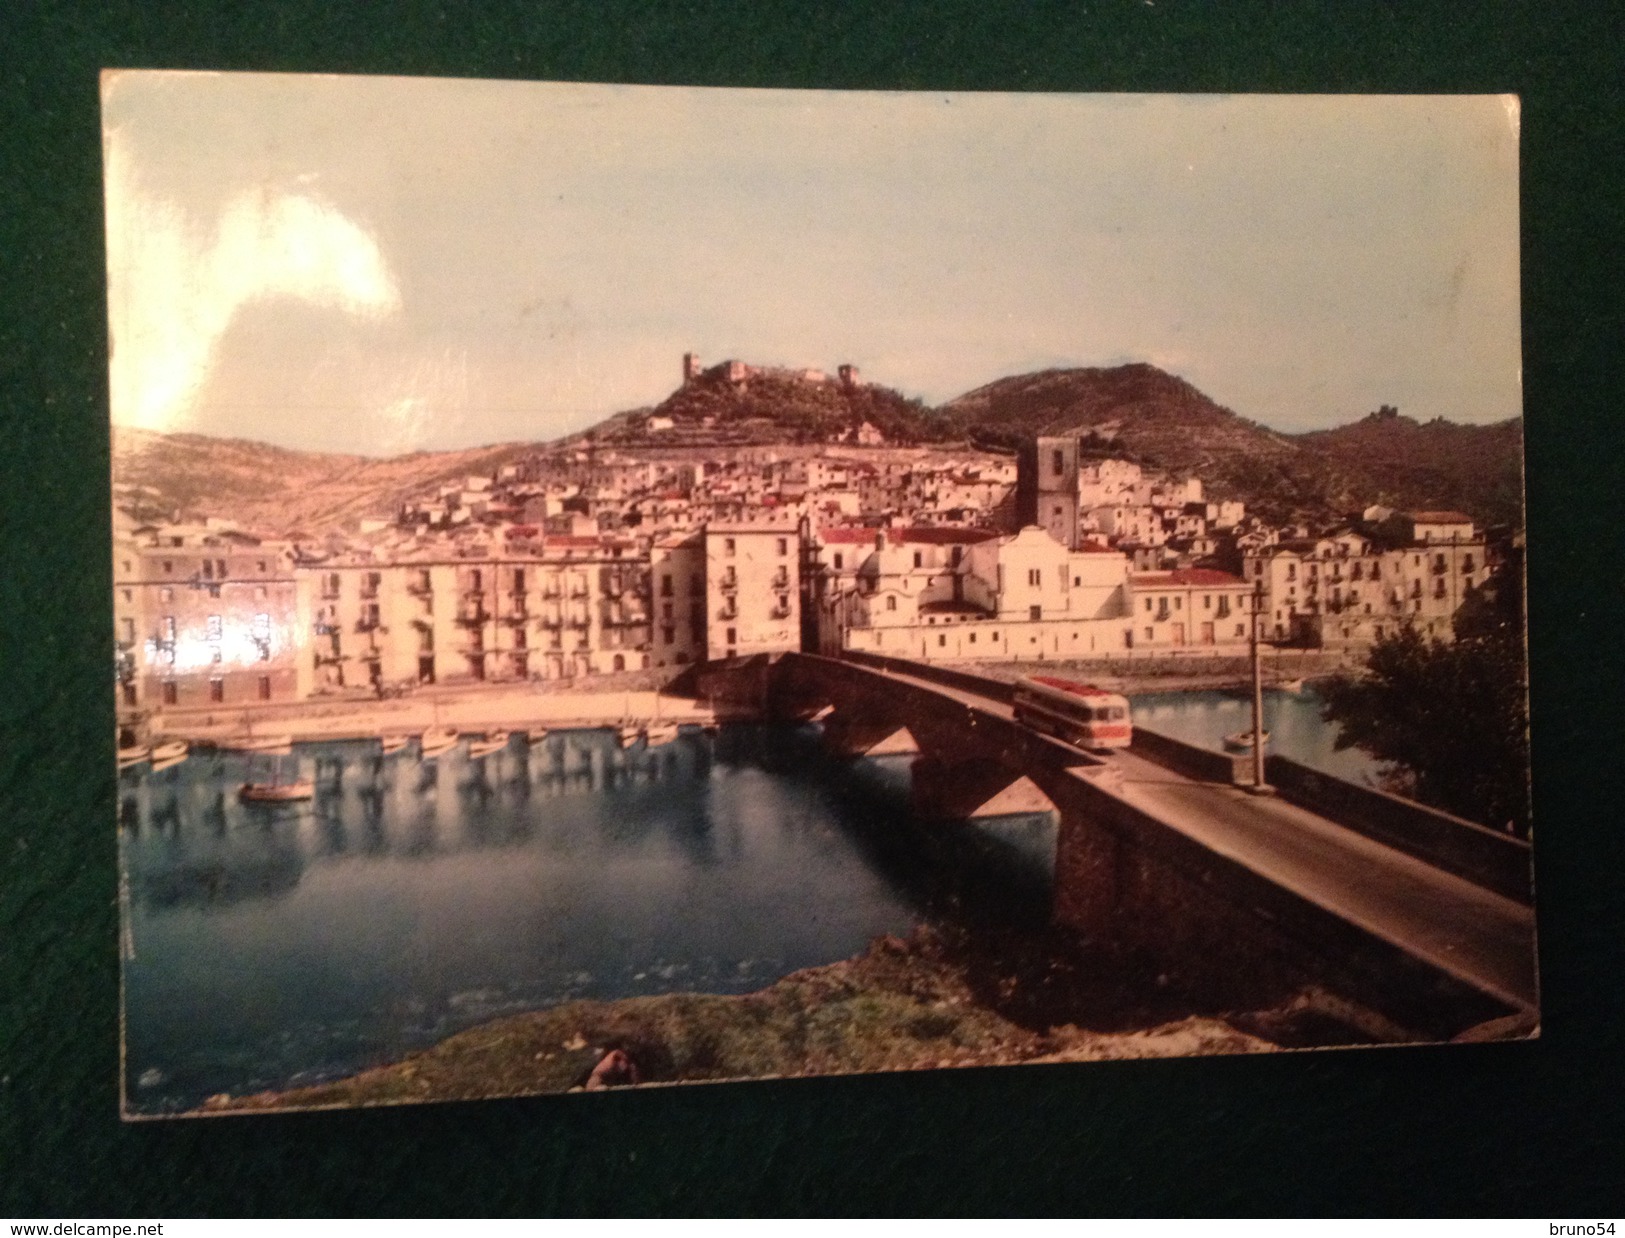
[853,660,1538,1014]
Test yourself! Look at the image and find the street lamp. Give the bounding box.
[1247,576,1274,796]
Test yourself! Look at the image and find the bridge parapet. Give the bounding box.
[1265,755,1534,905]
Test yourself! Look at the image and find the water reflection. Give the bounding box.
[121,725,957,1114]
[1130,686,1381,784]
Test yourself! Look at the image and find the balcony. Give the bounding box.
[407,579,433,597]
[770,603,792,620]
[503,608,528,624]
[719,603,739,621]
[719,577,739,594]
[355,617,383,633]
[456,605,490,626]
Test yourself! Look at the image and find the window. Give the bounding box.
[255,585,267,600]
[661,574,673,597]
[886,595,897,612]
[162,682,177,706]
[1144,627,1154,641]
[725,626,737,645]
[1029,604,1042,621]
[662,625,675,645]
[1203,595,1211,609]
[1052,449,1064,475]
[1144,598,1152,613]
[1073,575,1080,587]
[777,538,788,556]
[1174,597,1182,610]
[216,559,227,578]
[161,560,173,574]
[1235,624,1245,638]
[121,559,132,574]
[833,553,843,571]
[662,602,673,620]
[968,632,976,644]
[209,679,224,703]
[938,634,947,646]
[257,559,268,573]
[121,589,132,603]
[258,676,271,701]
[206,614,223,641]
[725,538,736,556]
[913,551,923,569]
[1027,568,1041,587]
[119,618,135,643]
[612,654,625,672]
[162,616,176,642]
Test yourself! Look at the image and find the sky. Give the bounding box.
[102,73,1522,456]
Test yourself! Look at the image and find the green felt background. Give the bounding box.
[2,1,1620,1217]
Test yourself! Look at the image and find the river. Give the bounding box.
[119,723,1053,1115]
[120,692,1372,1114]
[1129,684,1382,784]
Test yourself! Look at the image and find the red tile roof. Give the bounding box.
[1130,568,1249,588]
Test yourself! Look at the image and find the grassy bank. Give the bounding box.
[195,923,1403,1115]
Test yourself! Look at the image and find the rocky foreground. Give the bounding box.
[197,924,1404,1115]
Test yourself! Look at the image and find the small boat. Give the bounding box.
[117,744,150,770]
[148,739,189,770]
[467,731,511,759]
[238,747,314,802]
[239,779,315,803]
[617,722,644,748]
[217,733,294,753]
[1275,678,1306,693]
[644,720,680,748]
[526,727,549,746]
[379,735,410,756]
[1223,730,1270,752]
[420,726,461,758]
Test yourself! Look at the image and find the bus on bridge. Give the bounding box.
[1012,675,1133,751]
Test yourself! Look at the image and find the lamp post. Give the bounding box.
[1247,576,1274,796]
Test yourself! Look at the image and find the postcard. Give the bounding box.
[104,73,1534,1117]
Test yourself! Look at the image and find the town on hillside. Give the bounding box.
[112,354,1511,722]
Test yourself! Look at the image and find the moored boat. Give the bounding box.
[467,731,511,759]
[148,739,190,770]
[644,720,680,748]
[1275,678,1306,693]
[617,722,644,748]
[118,744,150,770]
[1223,729,1271,752]
[217,733,294,753]
[379,735,409,756]
[420,726,460,758]
[526,727,549,746]
[238,779,315,803]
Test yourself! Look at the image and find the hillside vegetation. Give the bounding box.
[113,426,532,535]
[595,367,947,447]
[112,363,1525,535]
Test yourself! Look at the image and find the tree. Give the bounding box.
[1318,581,1530,836]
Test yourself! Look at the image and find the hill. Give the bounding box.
[941,362,1299,476]
[940,365,1523,528]
[110,363,1525,536]
[1295,406,1526,530]
[593,365,950,447]
[111,425,533,536]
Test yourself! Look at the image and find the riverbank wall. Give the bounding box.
[148,685,733,745]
